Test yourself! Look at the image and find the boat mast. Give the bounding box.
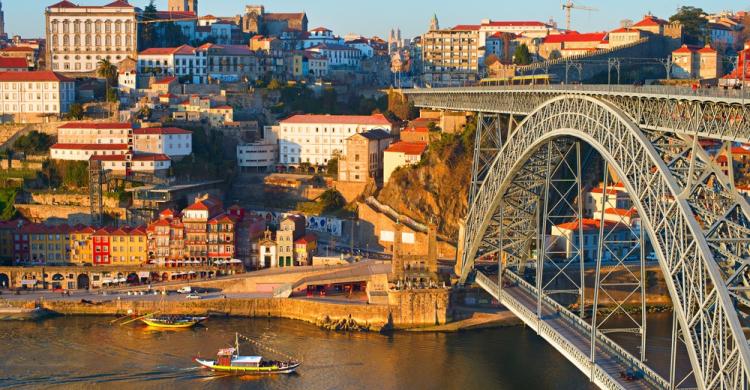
[235,332,240,355]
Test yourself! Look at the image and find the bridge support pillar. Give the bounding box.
[456,220,467,281]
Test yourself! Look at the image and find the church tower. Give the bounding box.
[429,14,440,31]
[168,0,198,13]
[0,1,6,38]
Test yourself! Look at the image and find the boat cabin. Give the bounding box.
[216,348,236,366]
[232,356,263,368]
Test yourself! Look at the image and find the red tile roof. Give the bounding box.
[732,146,750,156]
[604,208,638,217]
[153,76,177,84]
[556,218,623,231]
[610,28,641,33]
[0,46,34,52]
[133,127,192,135]
[58,122,132,130]
[544,32,607,44]
[482,21,548,27]
[673,44,696,54]
[452,25,481,31]
[282,114,391,126]
[589,187,621,195]
[295,233,318,245]
[91,153,170,162]
[0,71,72,82]
[385,141,428,155]
[141,45,197,56]
[0,58,28,68]
[633,15,668,27]
[51,143,129,151]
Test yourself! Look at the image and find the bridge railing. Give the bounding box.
[502,270,670,389]
[475,271,625,390]
[406,84,749,102]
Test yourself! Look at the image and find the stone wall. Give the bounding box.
[7,289,452,329]
[30,192,121,209]
[15,204,127,224]
[357,201,456,259]
[333,180,369,203]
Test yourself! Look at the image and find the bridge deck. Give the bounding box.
[476,271,666,389]
[505,284,658,390]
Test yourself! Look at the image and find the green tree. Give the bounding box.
[68,103,84,120]
[0,187,17,222]
[97,58,118,105]
[320,189,345,213]
[140,1,158,49]
[670,7,707,45]
[513,44,532,65]
[326,157,339,176]
[40,159,61,188]
[13,131,54,155]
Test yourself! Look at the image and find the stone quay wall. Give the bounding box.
[7,289,452,330]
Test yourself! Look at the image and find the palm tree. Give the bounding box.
[96,58,118,102]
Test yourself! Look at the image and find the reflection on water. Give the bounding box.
[0,316,597,389]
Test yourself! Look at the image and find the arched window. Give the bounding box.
[85,35,91,46]
[115,35,121,47]
[95,20,102,33]
[105,35,111,47]
[105,21,111,33]
[95,35,101,46]
[74,35,80,46]
[62,35,69,46]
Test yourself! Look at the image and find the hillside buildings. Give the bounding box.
[50,122,191,175]
[671,44,720,80]
[45,0,138,74]
[242,6,308,36]
[277,114,394,167]
[383,141,428,183]
[337,129,393,183]
[0,71,75,122]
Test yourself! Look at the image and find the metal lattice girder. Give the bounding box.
[470,113,504,206]
[402,85,750,143]
[460,95,750,389]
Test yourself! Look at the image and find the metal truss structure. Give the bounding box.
[403,86,750,390]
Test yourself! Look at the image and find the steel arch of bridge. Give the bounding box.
[457,94,750,389]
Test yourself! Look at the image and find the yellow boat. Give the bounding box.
[140,315,207,329]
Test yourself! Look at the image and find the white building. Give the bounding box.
[549,218,632,262]
[51,122,192,163]
[345,38,374,58]
[90,152,171,175]
[50,143,129,161]
[45,0,138,73]
[307,43,361,68]
[138,45,207,84]
[302,27,344,49]
[278,114,393,166]
[585,183,631,216]
[383,141,428,183]
[133,127,192,158]
[237,126,278,172]
[0,71,76,122]
[56,122,132,144]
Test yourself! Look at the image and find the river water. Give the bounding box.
[0,316,600,389]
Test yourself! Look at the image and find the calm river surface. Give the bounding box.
[0,316,604,389]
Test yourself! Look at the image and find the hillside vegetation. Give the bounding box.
[377,124,475,240]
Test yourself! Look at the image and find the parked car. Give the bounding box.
[185,293,201,300]
[177,286,193,294]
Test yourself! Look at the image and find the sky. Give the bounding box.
[4,0,745,39]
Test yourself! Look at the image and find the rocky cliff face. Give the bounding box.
[377,132,473,240]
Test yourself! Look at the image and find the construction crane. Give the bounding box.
[561,0,598,31]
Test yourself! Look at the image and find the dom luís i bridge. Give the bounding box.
[402,85,750,390]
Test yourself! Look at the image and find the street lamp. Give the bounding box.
[607,58,621,86]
